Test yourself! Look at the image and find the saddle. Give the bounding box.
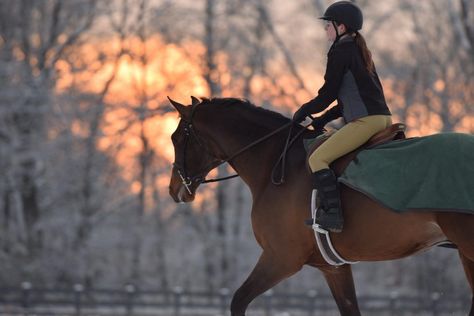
[305,123,407,176]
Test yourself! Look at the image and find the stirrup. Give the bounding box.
[311,222,329,234]
[317,208,343,233]
[304,189,319,228]
[308,188,357,266]
[304,212,330,234]
[305,189,330,234]
[305,216,342,232]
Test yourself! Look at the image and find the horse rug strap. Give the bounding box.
[339,133,474,213]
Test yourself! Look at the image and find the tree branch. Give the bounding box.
[257,1,312,98]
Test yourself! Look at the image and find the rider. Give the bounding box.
[293,1,392,233]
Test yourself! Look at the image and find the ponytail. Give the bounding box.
[354,32,375,74]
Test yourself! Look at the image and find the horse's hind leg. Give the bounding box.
[437,213,474,261]
[230,251,303,316]
[459,253,474,316]
[437,213,474,315]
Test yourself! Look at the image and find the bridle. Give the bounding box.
[173,119,304,194]
[172,106,312,195]
[172,118,234,194]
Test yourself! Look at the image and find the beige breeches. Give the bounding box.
[309,115,392,172]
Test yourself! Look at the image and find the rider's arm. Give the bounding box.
[312,104,343,130]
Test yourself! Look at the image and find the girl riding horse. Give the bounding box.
[293,1,392,233]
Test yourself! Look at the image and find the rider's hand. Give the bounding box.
[292,105,311,123]
[309,104,342,130]
[310,117,326,130]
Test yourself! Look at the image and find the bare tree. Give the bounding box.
[0,0,97,255]
[73,2,129,251]
[400,1,473,133]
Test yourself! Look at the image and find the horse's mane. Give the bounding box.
[198,97,290,123]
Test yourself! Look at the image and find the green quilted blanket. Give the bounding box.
[338,133,474,213]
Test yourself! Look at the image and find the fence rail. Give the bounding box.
[0,283,470,316]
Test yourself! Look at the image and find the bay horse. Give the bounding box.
[168,97,474,316]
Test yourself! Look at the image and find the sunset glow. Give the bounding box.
[55,35,212,202]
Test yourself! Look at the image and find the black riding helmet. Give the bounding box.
[319,1,363,32]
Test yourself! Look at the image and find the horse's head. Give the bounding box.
[168,96,222,203]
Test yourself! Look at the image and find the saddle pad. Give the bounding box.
[338,133,474,213]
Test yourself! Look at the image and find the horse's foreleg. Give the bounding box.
[230,251,303,316]
[460,252,474,316]
[319,264,361,316]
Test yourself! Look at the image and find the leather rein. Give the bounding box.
[173,110,309,194]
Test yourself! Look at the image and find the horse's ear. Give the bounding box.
[168,96,190,120]
[190,96,200,107]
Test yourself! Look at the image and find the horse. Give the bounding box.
[167,96,474,316]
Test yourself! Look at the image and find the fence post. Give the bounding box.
[125,284,136,316]
[73,284,84,316]
[389,291,399,312]
[219,288,230,315]
[173,286,183,316]
[263,289,273,316]
[306,290,317,316]
[431,292,440,316]
[21,281,32,314]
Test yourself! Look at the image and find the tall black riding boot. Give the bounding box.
[312,168,343,232]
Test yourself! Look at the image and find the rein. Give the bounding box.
[271,123,308,185]
[175,117,309,193]
[222,122,293,166]
[187,122,292,185]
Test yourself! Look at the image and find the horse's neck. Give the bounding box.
[198,107,286,193]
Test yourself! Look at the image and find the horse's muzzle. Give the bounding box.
[169,170,195,203]
[169,185,195,203]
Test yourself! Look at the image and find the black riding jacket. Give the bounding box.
[303,36,391,123]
